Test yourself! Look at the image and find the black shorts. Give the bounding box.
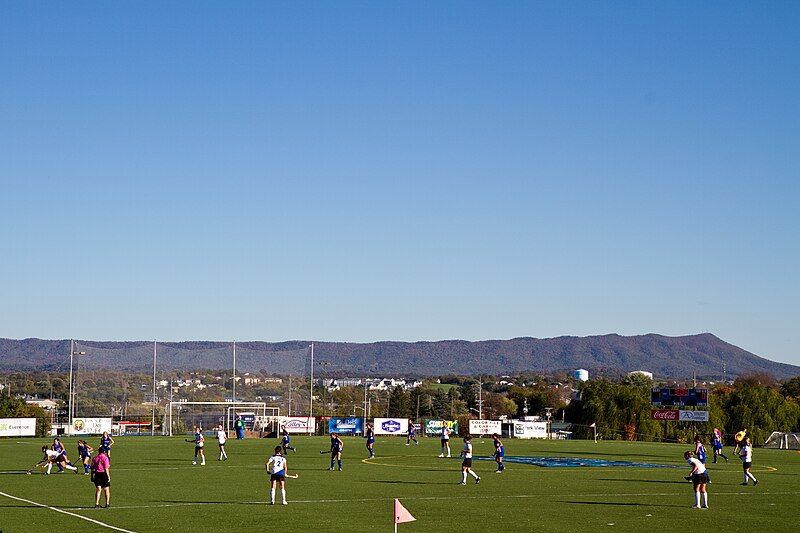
[93,472,110,488]
[691,472,710,485]
[441,439,449,445]
[462,458,472,468]
[270,473,285,482]
[742,461,752,469]
[195,446,204,452]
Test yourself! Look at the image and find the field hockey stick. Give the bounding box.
[319,450,330,455]
[285,473,299,479]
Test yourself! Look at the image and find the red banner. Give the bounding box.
[651,409,680,420]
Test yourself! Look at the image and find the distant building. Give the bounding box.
[628,370,654,380]
[573,369,589,382]
[26,397,59,411]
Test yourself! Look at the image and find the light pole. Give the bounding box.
[67,340,86,430]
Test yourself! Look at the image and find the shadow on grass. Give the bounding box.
[371,480,453,485]
[598,478,688,484]
[558,501,684,508]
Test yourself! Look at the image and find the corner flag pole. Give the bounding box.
[152,340,157,436]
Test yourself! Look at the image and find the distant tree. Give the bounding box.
[780,376,800,399]
[735,372,777,388]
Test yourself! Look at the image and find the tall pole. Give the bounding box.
[363,378,368,434]
[152,340,157,436]
[309,343,314,434]
[232,340,236,404]
[478,376,483,420]
[68,340,74,430]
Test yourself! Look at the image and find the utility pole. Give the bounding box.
[309,343,314,434]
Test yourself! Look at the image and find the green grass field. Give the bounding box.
[1,435,798,532]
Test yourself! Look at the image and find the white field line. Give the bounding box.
[0,490,136,532]
[84,490,800,510]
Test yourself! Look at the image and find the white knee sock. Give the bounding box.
[270,488,275,503]
[46,463,52,474]
[695,492,701,507]
[702,492,708,507]
[747,472,757,482]
[281,488,286,503]
[461,471,467,483]
[469,470,479,479]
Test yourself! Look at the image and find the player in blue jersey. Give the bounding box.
[492,434,505,473]
[52,438,76,473]
[712,427,729,463]
[266,446,289,505]
[192,426,206,465]
[406,420,418,446]
[281,427,296,453]
[99,432,115,458]
[329,433,344,471]
[77,440,94,475]
[365,423,375,458]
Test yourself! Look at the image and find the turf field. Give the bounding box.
[1,435,798,532]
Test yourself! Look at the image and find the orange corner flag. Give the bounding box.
[394,498,416,526]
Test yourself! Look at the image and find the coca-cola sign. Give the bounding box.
[651,409,679,420]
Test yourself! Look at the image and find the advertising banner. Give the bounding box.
[0,418,36,437]
[374,417,409,435]
[513,421,548,439]
[679,410,709,422]
[468,419,502,435]
[651,409,680,420]
[328,417,364,435]
[70,417,112,435]
[424,419,459,436]
[280,416,316,433]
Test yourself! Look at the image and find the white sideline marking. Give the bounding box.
[90,490,800,510]
[0,490,136,532]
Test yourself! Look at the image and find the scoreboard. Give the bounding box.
[651,387,708,407]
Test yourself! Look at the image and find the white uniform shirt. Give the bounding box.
[217,429,227,444]
[268,455,287,474]
[687,457,707,474]
[463,442,472,459]
[45,449,60,460]
[741,445,752,462]
[442,427,450,440]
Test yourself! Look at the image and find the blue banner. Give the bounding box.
[328,417,364,435]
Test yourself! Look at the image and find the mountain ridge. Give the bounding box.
[0,333,797,379]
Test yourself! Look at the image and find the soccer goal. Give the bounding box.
[763,431,800,450]
[167,401,276,436]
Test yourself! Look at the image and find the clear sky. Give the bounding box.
[1,2,798,365]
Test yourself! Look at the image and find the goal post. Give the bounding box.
[167,401,277,436]
[763,431,800,450]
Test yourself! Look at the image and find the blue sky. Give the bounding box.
[1,2,798,365]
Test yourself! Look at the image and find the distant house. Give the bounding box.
[26,397,59,411]
[628,370,654,380]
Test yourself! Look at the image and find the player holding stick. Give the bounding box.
[439,424,451,458]
[739,438,759,486]
[458,436,480,485]
[216,425,228,461]
[329,432,344,471]
[266,446,288,505]
[712,428,729,463]
[281,427,296,453]
[685,450,709,509]
[365,423,375,458]
[191,426,206,465]
[492,434,505,473]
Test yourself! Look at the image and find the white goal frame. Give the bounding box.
[167,401,277,436]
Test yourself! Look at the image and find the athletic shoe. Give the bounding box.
[95,504,100,508]
[458,482,466,485]
[740,482,748,486]
[475,477,481,484]
[192,461,196,465]
[447,455,451,458]
[269,501,274,505]
[282,501,288,505]
[495,470,502,474]
[338,468,343,471]
[438,454,444,458]
[701,506,709,509]
[405,443,410,446]
[753,480,759,486]
[328,467,334,470]
[691,505,701,509]
[201,462,206,466]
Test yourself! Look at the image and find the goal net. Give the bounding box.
[65,341,311,434]
[763,431,800,450]
[166,401,277,436]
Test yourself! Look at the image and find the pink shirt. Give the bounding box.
[91,454,110,473]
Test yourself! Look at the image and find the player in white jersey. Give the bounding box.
[684,450,709,509]
[266,446,288,505]
[458,436,480,485]
[739,438,758,486]
[34,445,77,475]
[439,425,451,458]
[216,425,228,461]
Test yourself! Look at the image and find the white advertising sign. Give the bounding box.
[70,417,113,435]
[513,421,548,439]
[469,419,502,435]
[679,410,709,422]
[280,416,316,433]
[373,418,409,435]
[0,418,36,437]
